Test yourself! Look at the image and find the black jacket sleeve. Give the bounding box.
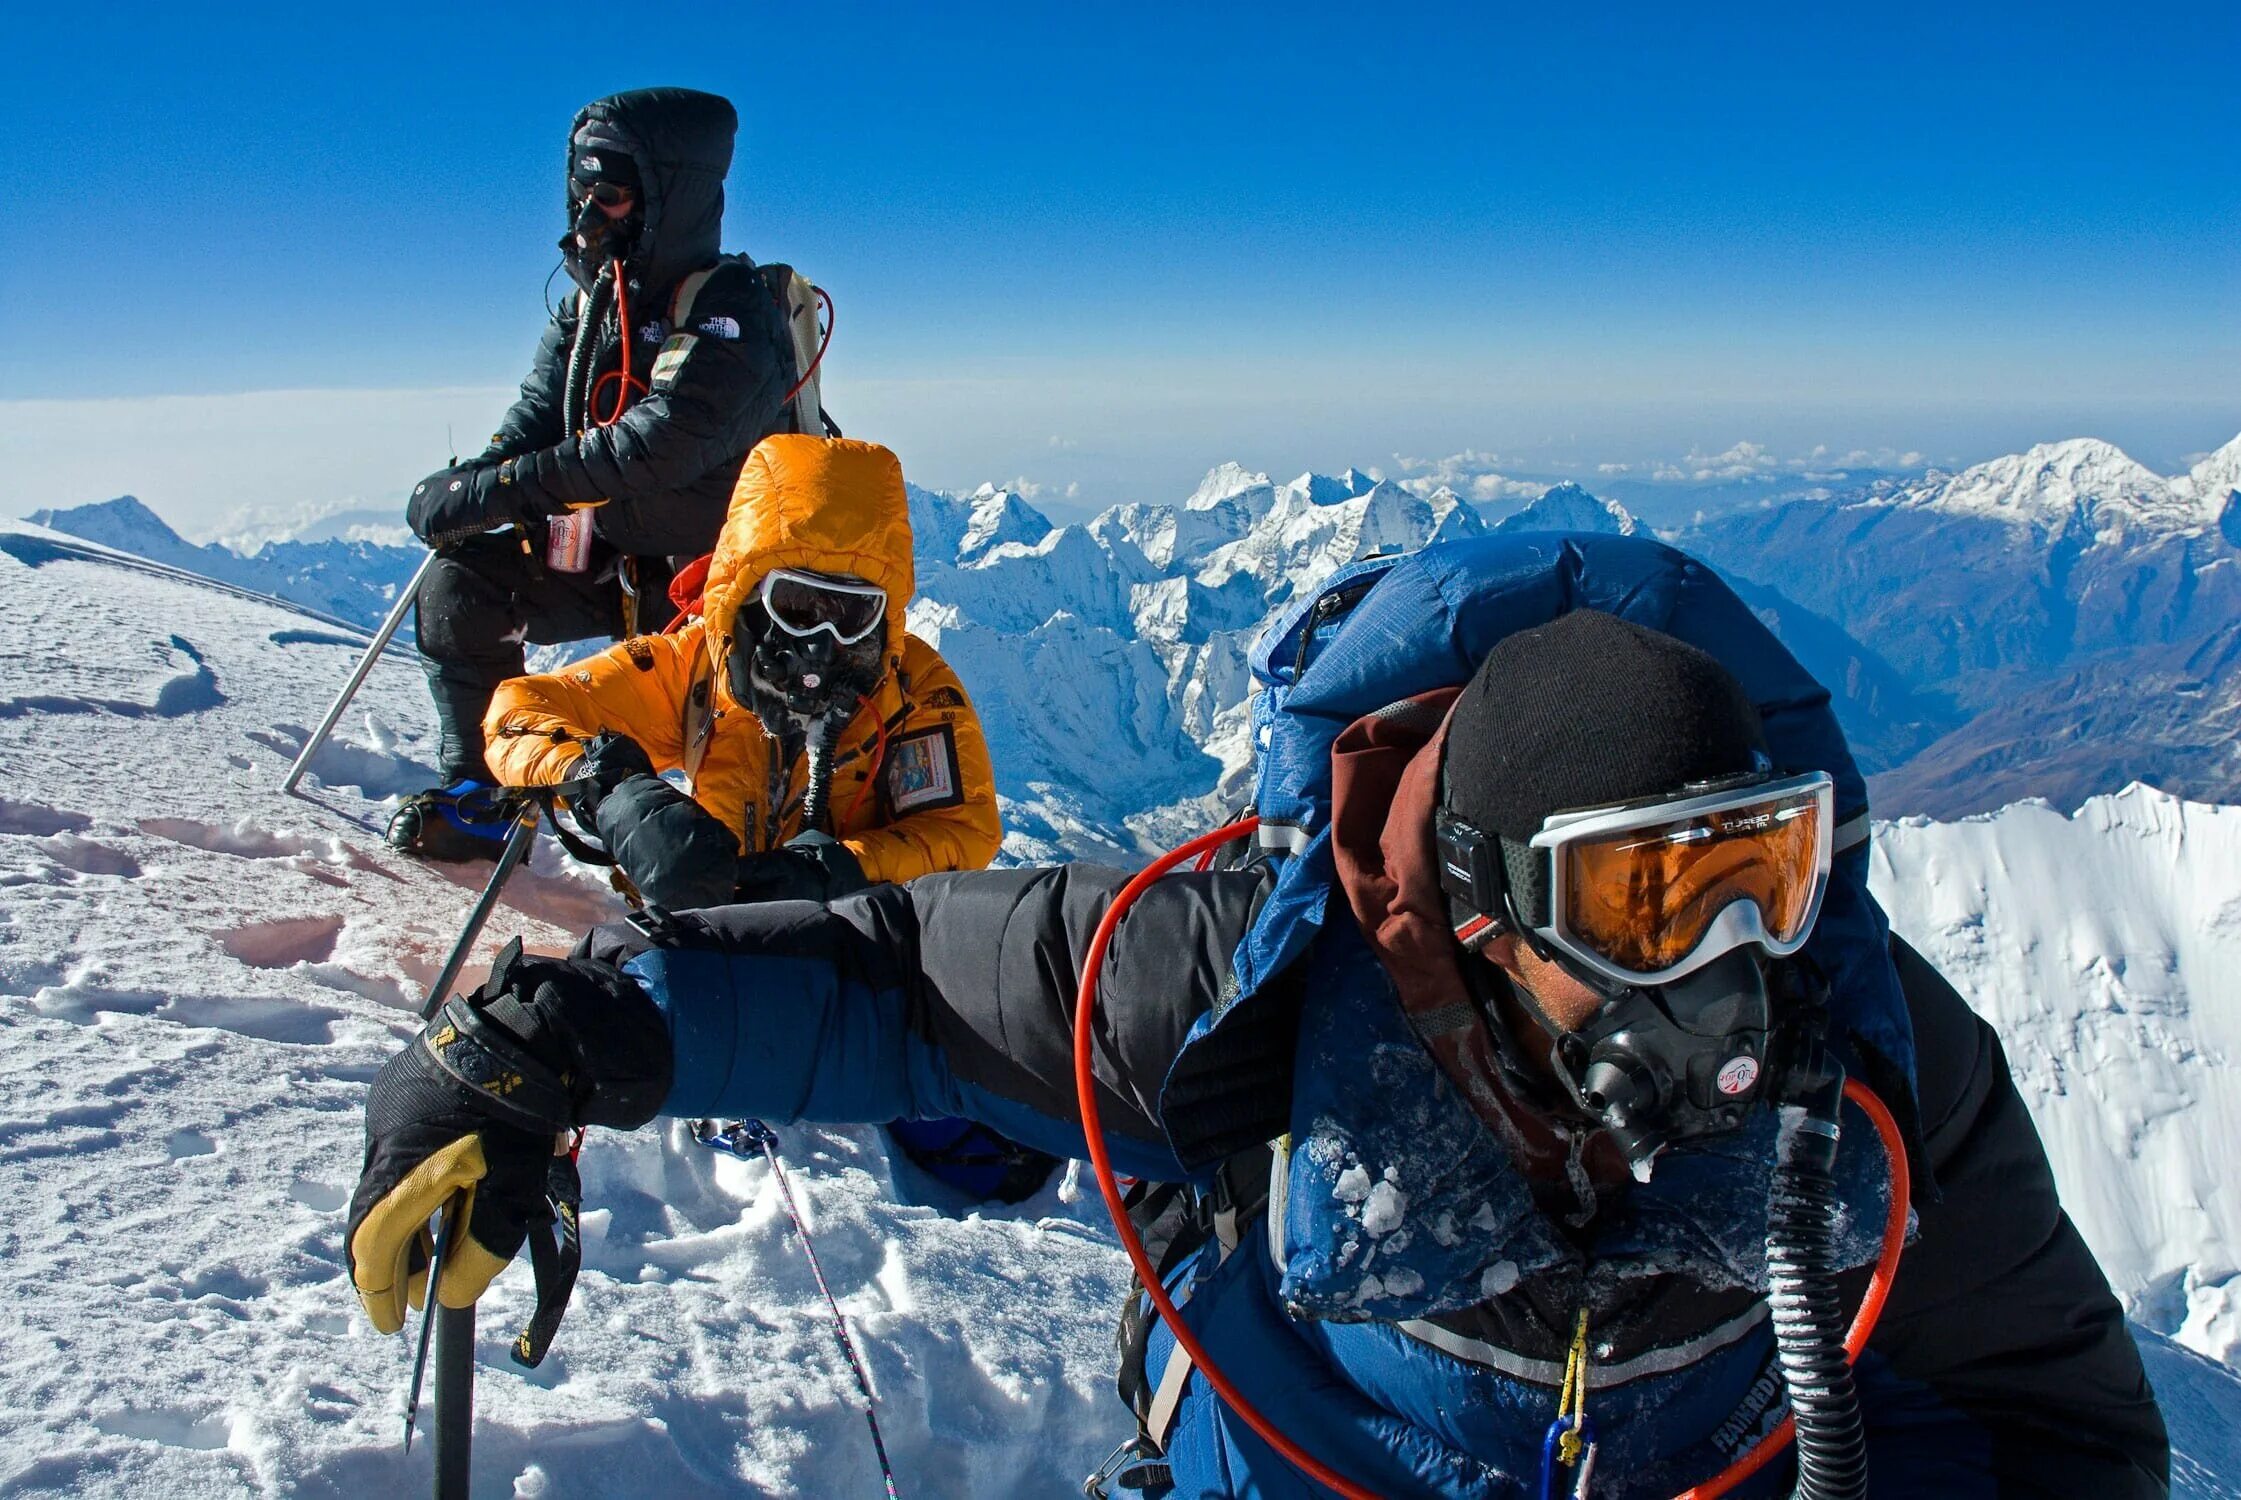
[578,863,1269,1178]
[506,262,791,515]
[1858,939,2168,1496]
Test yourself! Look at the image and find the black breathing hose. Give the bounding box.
[561,269,614,436]
[1765,1049,1869,1500]
[798,715,842,835]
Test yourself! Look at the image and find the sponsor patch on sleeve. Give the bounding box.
[884,724,964,815]
[649,333,699,392]
[697,315,741,340]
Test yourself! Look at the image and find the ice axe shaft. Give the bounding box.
[281,550,436,794]
[422,805,540,1021]
[431,1302,475,1499]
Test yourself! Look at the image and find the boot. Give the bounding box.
[387,780,515,863]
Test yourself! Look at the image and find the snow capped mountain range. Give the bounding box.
[1885,436,2241,540]
[26,427,2241,846]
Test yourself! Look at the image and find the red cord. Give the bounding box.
[1073,820,1914,1500]
[1074,817,1382,1500]
[779,285,834,411]
[590,259,649,427]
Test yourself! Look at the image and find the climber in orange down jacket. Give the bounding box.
[483,434,1002,911]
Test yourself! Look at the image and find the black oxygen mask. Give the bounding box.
[1540,947,1774,1173]
[728,600,882,734]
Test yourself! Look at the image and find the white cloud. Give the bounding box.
[1685,440,1781,480]
[1596,462,1632,475]
[1392,449,1543,504]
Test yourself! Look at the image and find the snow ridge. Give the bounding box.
[1873,784,2241,1368]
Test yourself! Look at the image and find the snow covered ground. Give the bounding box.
[0,516,2235,1496]
[0,522,1132,1497]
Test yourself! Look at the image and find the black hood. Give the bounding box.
[567,88,736,292]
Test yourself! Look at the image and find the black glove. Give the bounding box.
[568,732,658,817]
[589,760,741,914]
[733,830,870,904]
[346,939,671,1334]
[407,460,547,548]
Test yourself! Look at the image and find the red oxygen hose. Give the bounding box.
[1072,820,1913,1500]
[1073,818,1379,1498]
[590,259,648,426]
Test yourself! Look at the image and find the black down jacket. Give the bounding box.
[482,88,797,559]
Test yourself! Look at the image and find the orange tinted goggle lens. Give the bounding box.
[1557,791,1824,973]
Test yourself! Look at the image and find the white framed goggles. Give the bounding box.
[1440,770,1835,988]
[758,568,887,646]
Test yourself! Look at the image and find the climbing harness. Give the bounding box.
[692,1118,903,1498]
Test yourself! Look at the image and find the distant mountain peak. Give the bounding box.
[1896,437,2198,537]
[1187,462,1273,511]
[2179,431,2241,531]
[1491,481,1639,537]
[25,494,186,550]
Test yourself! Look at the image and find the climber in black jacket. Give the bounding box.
[391,87,802,861]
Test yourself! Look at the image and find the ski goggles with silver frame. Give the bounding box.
[758,568,888,646]
[1437,770,1835,988]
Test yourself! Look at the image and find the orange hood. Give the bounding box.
[701,435,916,677]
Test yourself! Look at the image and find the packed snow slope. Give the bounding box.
[1872,788,2241,1367]
[5,512,2240,1494]
[0,520,1134,1498]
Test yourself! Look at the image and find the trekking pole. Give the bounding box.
[421,799,540,1021]
[280,550,436,794]
[691,1119,902,1497]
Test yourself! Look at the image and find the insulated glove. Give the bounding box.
[567,731,658,817]
[346,939,671,1334]
[585,751,741,913]
[734,830,870,904]
[407,461,546,548]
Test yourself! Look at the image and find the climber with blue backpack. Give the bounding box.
[345,533,2168,1497]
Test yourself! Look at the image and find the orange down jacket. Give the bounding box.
[482,436,1002,884]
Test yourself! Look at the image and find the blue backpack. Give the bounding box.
[1223,530,1913,1100]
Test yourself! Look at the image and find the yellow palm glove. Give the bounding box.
[349,1135,519,1334]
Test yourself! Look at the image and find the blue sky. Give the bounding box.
[3,1,2235,534]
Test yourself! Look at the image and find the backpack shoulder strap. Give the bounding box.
[668,266,721,330]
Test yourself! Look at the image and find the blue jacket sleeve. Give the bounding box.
[583,867,1268,1184]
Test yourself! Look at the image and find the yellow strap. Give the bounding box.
[1557,1307,1591,1464]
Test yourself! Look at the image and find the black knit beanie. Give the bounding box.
[1441,611,1768,841]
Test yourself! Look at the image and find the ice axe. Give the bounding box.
[400,799,534,1500]
[403,781,599,1497]
[280,550,436,795]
